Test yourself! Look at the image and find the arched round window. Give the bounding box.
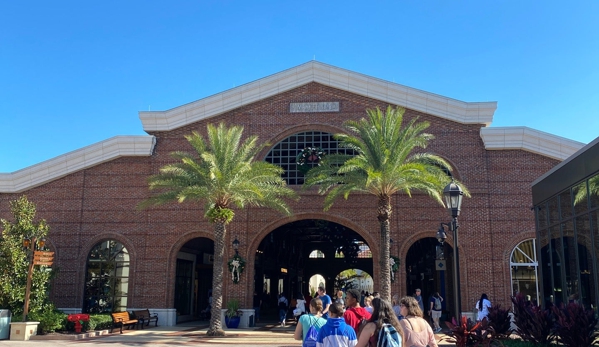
[510,239,539,304]
[84,240,130,313]
[264,131,355,185]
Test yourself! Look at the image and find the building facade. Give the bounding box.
[0,62,585,325]
[532,136,599,310]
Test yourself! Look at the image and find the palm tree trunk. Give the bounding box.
[207,221,226,336]
[377,195,392,302]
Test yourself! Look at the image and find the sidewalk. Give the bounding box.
[0,321,455,346]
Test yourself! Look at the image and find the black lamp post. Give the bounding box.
[232,238,240,255]
[442,180,464,321]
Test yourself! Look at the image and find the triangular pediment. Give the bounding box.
[139,61,498,131]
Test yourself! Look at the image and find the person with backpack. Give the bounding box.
[399,296,438,347]
[356,298,404,347]
[294,297,327,346]
[278,293,289,327]
[428,292,443,333]
[343,289,372,335]
[317,302,357,347]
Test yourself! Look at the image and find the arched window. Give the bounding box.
[264,131,355,185]
[84,240,130,313]
[510,239,539,304]
[309,250,325,258]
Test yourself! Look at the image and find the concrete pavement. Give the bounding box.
[0,321,455,346]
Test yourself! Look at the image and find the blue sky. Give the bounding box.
[1,1,598,172]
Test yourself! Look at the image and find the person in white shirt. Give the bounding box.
[475,293,492,321]
[294,292,306,318]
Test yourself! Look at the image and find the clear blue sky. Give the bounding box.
[1,1,598,172]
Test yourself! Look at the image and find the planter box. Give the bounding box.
[9,321,39,341]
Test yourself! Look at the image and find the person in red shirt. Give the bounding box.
[343,288,372,334]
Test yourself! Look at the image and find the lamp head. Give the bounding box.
[443,180,463,218]
[436,225,447,244]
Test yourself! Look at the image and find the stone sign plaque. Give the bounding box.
[290,102,339,113]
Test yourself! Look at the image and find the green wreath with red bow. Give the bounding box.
[296,147,325,174]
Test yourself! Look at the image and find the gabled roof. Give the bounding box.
[138,61,498,131]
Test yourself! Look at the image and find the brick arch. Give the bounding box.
[77,233,138,311]
[256,124,348,160]
[245,212,379,303]
[165,230,214,309]
[396,230,453,297]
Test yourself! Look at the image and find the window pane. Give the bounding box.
[548,197,560,226]
[573,181,589,215]
[559,190,573,220]
[589,173,599,209]
[538,202,548,230]
[540,228,552,307]
[561,223,577,303]
[550,226,565,306]
[576,215,594,306]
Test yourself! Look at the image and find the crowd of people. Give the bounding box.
[270,287,493,347]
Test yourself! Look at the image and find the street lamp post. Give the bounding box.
[442,180,464,321]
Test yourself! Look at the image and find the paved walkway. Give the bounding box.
[0,321,455,346]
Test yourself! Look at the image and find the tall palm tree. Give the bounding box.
[303,106,468,301]
[139,123,297,336]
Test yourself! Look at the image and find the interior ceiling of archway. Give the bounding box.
[258,219,369,264]
[180,237,214,254]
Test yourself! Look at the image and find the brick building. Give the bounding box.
[0,62,585,325]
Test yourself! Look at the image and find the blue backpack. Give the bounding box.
[302,318,319,347]
[376,322,401,347]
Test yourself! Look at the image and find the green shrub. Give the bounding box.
[82,314,112,331]
[29,308,67,334]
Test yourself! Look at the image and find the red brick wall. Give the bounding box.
[0,82,559,312]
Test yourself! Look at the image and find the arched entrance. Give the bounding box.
[174,237,214,323]
[254,219,373,320]
[406,237,455,315]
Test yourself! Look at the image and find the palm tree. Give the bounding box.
[303,106,468,301]
[139,123,297,336]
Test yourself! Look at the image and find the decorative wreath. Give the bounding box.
[296,147,325,174]
[389,256,400,283]
[228,254,246,284]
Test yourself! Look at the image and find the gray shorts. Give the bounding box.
[431,310,442,319]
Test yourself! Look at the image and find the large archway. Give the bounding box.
[253,219,373,320]
[173,237,214,323]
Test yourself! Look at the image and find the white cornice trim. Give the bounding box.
[138,61,498,131]
[480,127,585,161]
[0,136,156,193]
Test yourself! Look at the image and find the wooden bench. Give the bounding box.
[131,309,158,328]
[110,311,138,334]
